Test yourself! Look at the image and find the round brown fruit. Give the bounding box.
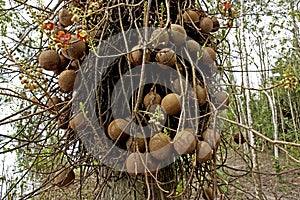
[196,141,212,163]
[186,40,201,54]
[70,59,80,71]
[151,29,169,47]
[58,70,76,92]
[170,24,187,46]
[200,47,216,65]
[199,17,213,34]
[54,54,70,75]
[149,132,172,160]
[126,136,147,153]
[143,91,161,108]
[58,8,73,27]
[107,118,129,142]
[53,168,75,187]
[69,112,86,132]
[57,112,70,130]
[183,9,199,23]
[234,132,246,144]
[126,152,158,175]
[38,50,61,71]
[161,93,181,115]
[173,129,196,155]
[61,36,86,60]
[215,91,230,110]
[211,17,220,32]
[59,54,70,69]
[155,48,177,68]
[202,129,221,150]
[128,45,151,66]
[195,85,207,105]
[46,97,62,112]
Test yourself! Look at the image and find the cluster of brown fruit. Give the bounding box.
[128,24,217,68]
[127,24,230,114]
[103,78,219,175]
[123,127,222,176]
[37,0,233,187]
[45,98,88,132]
[38,49,79,92]
[183,9,220,34]
[39,6,87,90]
[38,6,89,132]
[114,9,230,175]
[106,89,221,175]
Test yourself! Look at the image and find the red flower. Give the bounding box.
[56,31,71,44]
[42,20,54,31]
[76,29,88,42]
[223,1,232,12]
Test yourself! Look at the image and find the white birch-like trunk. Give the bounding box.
[235,96,249,153]
[240,1,264,199]
[263,91,278,159]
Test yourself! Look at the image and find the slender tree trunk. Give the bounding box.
[236,96,249,153]
[276,90,286,141]
[287,90,298,142]
[263,91,278,160]
[240,1,264,199]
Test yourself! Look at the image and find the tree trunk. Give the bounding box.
[263,91,278,160]
[90,1,209,199]
[240,1,264,199]
[95,165,181,200]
